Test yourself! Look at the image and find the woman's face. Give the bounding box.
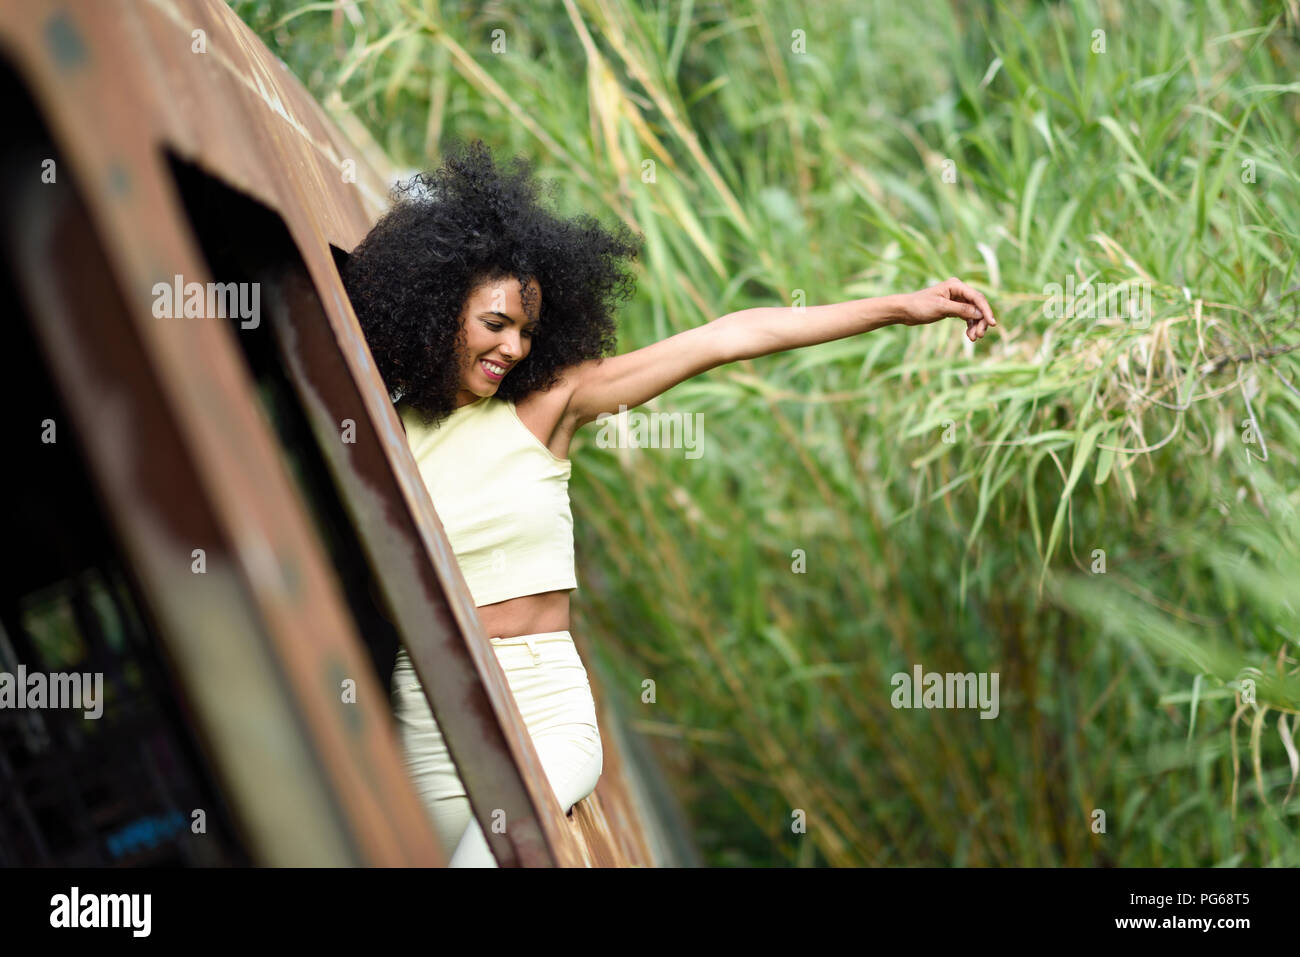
[454,275,542,408]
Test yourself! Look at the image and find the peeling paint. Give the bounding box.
[44,12,87,70]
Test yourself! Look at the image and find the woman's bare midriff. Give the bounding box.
[477,588,571,640]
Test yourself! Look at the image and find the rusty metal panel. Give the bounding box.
[3,165,368,864]
[0,0,667,866]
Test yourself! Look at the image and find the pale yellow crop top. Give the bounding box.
[398,395,576,606]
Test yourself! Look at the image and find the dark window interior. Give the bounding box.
[330,243,351,276]
[160,150,403,695]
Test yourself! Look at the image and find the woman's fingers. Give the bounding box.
[915,280,997,341]
[947,278,997,327]
[965,315,988,342]
[944,298,983,322]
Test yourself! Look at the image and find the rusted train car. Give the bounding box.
[0,0,694,867]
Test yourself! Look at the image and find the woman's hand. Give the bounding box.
[896,277,997,342]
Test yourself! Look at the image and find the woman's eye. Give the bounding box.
[484,320,533,337]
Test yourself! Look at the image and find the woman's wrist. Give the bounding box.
[858,294,907,332]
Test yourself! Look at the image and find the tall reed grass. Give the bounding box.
[234,0,1300,865]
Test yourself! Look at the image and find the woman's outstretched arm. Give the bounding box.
[560,278,998,431]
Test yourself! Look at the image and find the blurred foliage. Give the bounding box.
[230,0,1300,865]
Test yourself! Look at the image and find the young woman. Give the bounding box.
[342,139,996,867]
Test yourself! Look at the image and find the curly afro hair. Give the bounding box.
[341,138,643,425]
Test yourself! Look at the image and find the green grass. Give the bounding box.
[232,0,1300,865]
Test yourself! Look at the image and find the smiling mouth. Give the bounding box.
[480,359,508,379]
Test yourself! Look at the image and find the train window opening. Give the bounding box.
[160,149,404,696]
[329,243,350,277]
